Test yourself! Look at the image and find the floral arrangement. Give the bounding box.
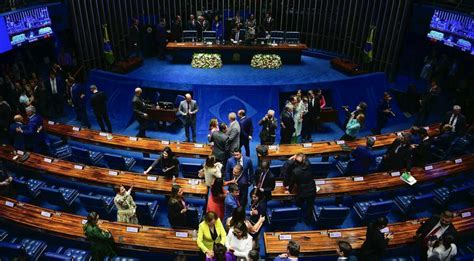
[191,53,222,68]
[251,54,282,69]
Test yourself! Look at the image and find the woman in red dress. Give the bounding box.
[206,178,227,221]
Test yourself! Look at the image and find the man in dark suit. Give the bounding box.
[132,87,149,138]
[0,96,12,143]
[379,133,412,171]
[225,150,254,207]
[231,24,243,43]
[9,114,25,150]
[306,90,320,136]
[288,153,316,224]
[155,18,167,60]
[23,106,47,153]
[410,128,432,168]
[196,16,204,41]
[347,137,376,175]
[372,92,395,135]
[280,104,295,144]
[129,18,141,57]
[90,85,112,133]
[433,124,455,151]
[415,211,457,261]
[178,93,199,142]
[254,160,275,201]
[209,122,230,163]
[258,109,277,145]
[70,79,90,129]
[441,105,467,136]
[188,14,197,30]
[171,15,183,42]
[416,80,441,126]
[45,71,65,116]
[262,12,274,34]
[238,109,253,157]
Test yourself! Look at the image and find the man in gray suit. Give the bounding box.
[132,87,149,138]
[178,93,199,142]
[209,122,230,163]
[227,112,241,153]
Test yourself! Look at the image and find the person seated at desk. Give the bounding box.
[337,241,358,261]
[433,124,455,151]
[83,211,116,260]
[168,184,189,228]
[410,127,432,168]
[231,24,243,43]
[346,137,376,175]
[143,146,179,178]
[378,133,412,172]
[274,240,300,261]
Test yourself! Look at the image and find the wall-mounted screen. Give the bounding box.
[0,6,53,54]
[427,9,474,55]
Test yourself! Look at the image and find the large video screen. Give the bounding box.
[0,6,53,54]
[427,9,474,55]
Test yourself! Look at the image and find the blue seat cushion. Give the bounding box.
[354,200,374,213]
[0,229,8,241]
[63,248,91,261]
[395,195,413,209]
[20,238,47,258]
[43,252,73,260]
[59,187,79,202]
[27,179,45,192]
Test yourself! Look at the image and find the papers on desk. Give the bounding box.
[455,158,463,164]
[275,181,284,187]
[424,165,433,171]
[161,140,170,145]
[302,143,312,148]
[47,120,55,125]
[353,176,364,182]
[16,150,24,156]
[400,172,417,186]
[268,145,278,150]
[390,171,401,177]
[99,132,108,137]
[336,140,345,145]
[315,180,326,185]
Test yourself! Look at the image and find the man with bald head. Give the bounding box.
[178,93,199,142]
[132,87,149,138]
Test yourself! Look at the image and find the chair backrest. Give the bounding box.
[187,206,203,229]
[285,31,300,43]
[269,164,283,178]
[269,207,301,223]
[203,31,216,42]
[180,162,203,178]
[310,162,334,177]
[13,178,31,195]
[409,194,434,212]
[270,31,285,38]
[317,206,350,226]
[40,186,68,206]
[104,153,125,170]
[71,147,90,159]
[79,194,107,209]
[365,200,393,220]
[0,242,27,259]
[182,30,197,39]
[42,252,73,261]
[135,201,159,225]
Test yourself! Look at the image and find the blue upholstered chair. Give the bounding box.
[267,207,301,226]
[394,193,434,216]
[71,146,104,166]
[180,162,202,179]
[270,31,285,43]
[0,238,47,260]
[136,200,160,225]
[39,186,79,207]
[434,183,474,206]
[187,206,204,229]
[48,140,72,159]
[269,164,283,177]
[354,199,394,222]
[310,161,334,177]
[13,177,44,198]
[78,193,115,218]
[285,31,300,44]
[105,257,140,261]
[182,30,197,42]
[0,229,8,241]
[104,153,136,171]
[203,31,217,43]
[313,205,350,227]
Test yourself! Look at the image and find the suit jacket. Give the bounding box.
[380,139,412,171]
[188,19,198,30]
[209,131,230,162]
[263,17,274,32]
[415,215,457,246]
[171,21,182,41]
[258,116,277,143]
[224,193,240,222]
[411,138,432,167]
[360,224,389,261]
[308,97,321,118]
[239,116,253,142]
[24,114,46,148]
[225,156,254,186]
[71,84,86,110]
[289,163,315,200]
[129,25,141,47]
[178,100,198,123]
[45,76,64,96]
[442,112,467,135]
[254,168,276,200]
[132,95,147,121]
[197,218,226,253]
[376,99,391,123]
[9,122,25,150]
[227,121,241,153]
[90,91,108,114]
[350,146,376,175]
[280,110,295,135]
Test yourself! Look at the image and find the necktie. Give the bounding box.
[423,225,441,246]
[258,170,268,189]
[51,78,57,94]
[235,196,240,207]
[187,102,191,117]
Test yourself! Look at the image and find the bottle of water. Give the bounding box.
[172,175,177,185]
[192,229,197,240]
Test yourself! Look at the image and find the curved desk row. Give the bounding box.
[272,154,474,199]
[2,145,472,200]
[264,208,474,256]
[43,120,440,160]
[0,197,199,254]
[0,145,208,197]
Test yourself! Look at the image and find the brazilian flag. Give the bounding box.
[103,24,115,65]
[363,26,376,63]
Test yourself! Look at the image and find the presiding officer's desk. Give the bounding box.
[166,42,308,64]
[43,120,441,161]
[146,107,178,123]
[271,154,474,200]
[0,145,208,197]
[0,197,200,254]
[264,208,474,257]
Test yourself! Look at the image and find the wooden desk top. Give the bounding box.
[43,120,212,158]
[262,124,441,159]
[44,120,441,160]
[0,145,208,197]
[166,42,308,51]
[271,153,474,199]
[0,197,200,254]
[264,208,474,256]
